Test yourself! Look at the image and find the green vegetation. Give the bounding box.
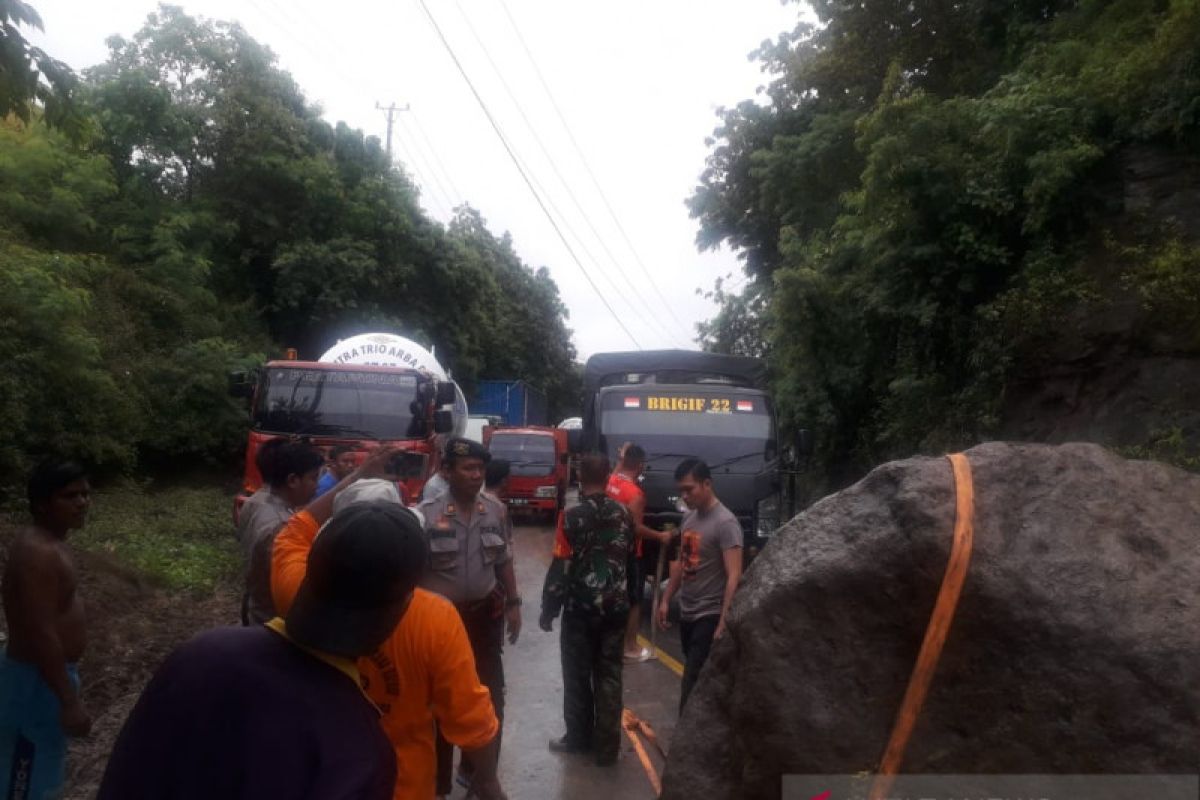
[0,4,580,487]
[692,0,1200,488]
[72,483,240,592]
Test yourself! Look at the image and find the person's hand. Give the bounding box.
[471,774,508,800]
[656,601,671,630]
[539,613,554,632]
[714,618,727,640]
[505,604,522,644]
[60,697,92,737]
[355,445,403,480]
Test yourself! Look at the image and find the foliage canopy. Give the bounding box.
[692,0,1200,487]
[0,4,579,485]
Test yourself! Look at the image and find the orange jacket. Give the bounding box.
[272,511,498,800]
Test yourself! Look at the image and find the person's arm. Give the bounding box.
[539,512,571,631]
[628,493,669,544]
[460,738,506,800]
[713,546,744,640]
[270,446,402,613]
[13,542,90,735]
[496,509,521,644]
[429,605,505,798]
[656,558,682,631]
[270,510,321,616]
[302,445,401,528]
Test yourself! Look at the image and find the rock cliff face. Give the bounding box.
[999,146,1200,461]
[661,443,1200,800]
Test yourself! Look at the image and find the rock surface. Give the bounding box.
[660,442,1200,799]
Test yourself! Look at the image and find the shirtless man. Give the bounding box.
[1,461,92,800]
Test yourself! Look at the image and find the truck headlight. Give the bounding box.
[755,495,780,538]
[535,485,558,498]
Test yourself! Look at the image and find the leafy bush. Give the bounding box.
[72,482,240,592]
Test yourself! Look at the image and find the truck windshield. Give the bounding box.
[254,367,427,440]
[598,391,773,469]
[488,434,556,477]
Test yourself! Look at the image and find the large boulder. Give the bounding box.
[661,442,1200,799]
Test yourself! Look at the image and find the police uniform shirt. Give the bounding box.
[417,491,512,605]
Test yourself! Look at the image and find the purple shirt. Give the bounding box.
[97,625,395,800]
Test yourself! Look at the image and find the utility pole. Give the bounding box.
[375,101,410,160]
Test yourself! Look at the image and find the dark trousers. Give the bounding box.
[435,599,506,795]
[561,611,627,761]
[679,614,719,712]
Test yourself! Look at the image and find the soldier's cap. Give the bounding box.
[444,437,491,464]
[288,484,425,658]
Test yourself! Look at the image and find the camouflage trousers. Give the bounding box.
[560,611,627,761]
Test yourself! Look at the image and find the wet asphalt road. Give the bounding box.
[445,513,684,800]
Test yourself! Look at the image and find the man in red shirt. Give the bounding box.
[605,444,670,662]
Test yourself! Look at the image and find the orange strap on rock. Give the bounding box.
[623,708,664,796]
[869,453,976,800]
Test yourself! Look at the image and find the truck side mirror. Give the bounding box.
[435,381,457,406]
[228,370,255,399]
[566,428,583,454]
[433,410,455,434]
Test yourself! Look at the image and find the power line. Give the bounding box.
[408,109,464,203]
[243,1,455,222]
[390,127,450,219]
[249,0,361,89]
[376,100,455,215]
[393,110,458,212]
[497,0,693,341]
[452,0,686,348]
[416,0,641,349]
[386,119,451,219]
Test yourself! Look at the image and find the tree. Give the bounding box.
[693,0,1200,487]
[0,4,580,484]
[0,0,76,128]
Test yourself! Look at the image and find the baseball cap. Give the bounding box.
[332,478,404,515]
[286,496,426,657]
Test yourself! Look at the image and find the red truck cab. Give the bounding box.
[233,359,456,520]
[484,426,569,521]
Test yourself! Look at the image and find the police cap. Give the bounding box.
[444,437,491,465]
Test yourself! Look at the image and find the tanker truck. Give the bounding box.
[231,332,467,515]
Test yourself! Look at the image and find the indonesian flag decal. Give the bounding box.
[736,400,754,412]
[624,397,641,409]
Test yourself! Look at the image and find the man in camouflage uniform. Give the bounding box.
[539,453,636,767]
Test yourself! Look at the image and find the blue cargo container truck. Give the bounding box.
[472,380,548,427]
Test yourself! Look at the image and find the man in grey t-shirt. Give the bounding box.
[656,458,743,711]
[236,439,323,625]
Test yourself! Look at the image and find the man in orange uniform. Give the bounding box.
[272,447,508,800]
[605,444,670,662]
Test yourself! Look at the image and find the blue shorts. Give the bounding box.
[0,652,79,800]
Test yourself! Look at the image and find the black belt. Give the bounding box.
[456,583,504,616]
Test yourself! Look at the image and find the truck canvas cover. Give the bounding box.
[582,350,766,395]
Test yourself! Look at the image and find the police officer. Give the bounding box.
[419,438,521,797]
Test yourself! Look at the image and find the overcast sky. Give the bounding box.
[30,0,807,361]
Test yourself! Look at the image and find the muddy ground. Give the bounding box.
[0,527,239,799]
